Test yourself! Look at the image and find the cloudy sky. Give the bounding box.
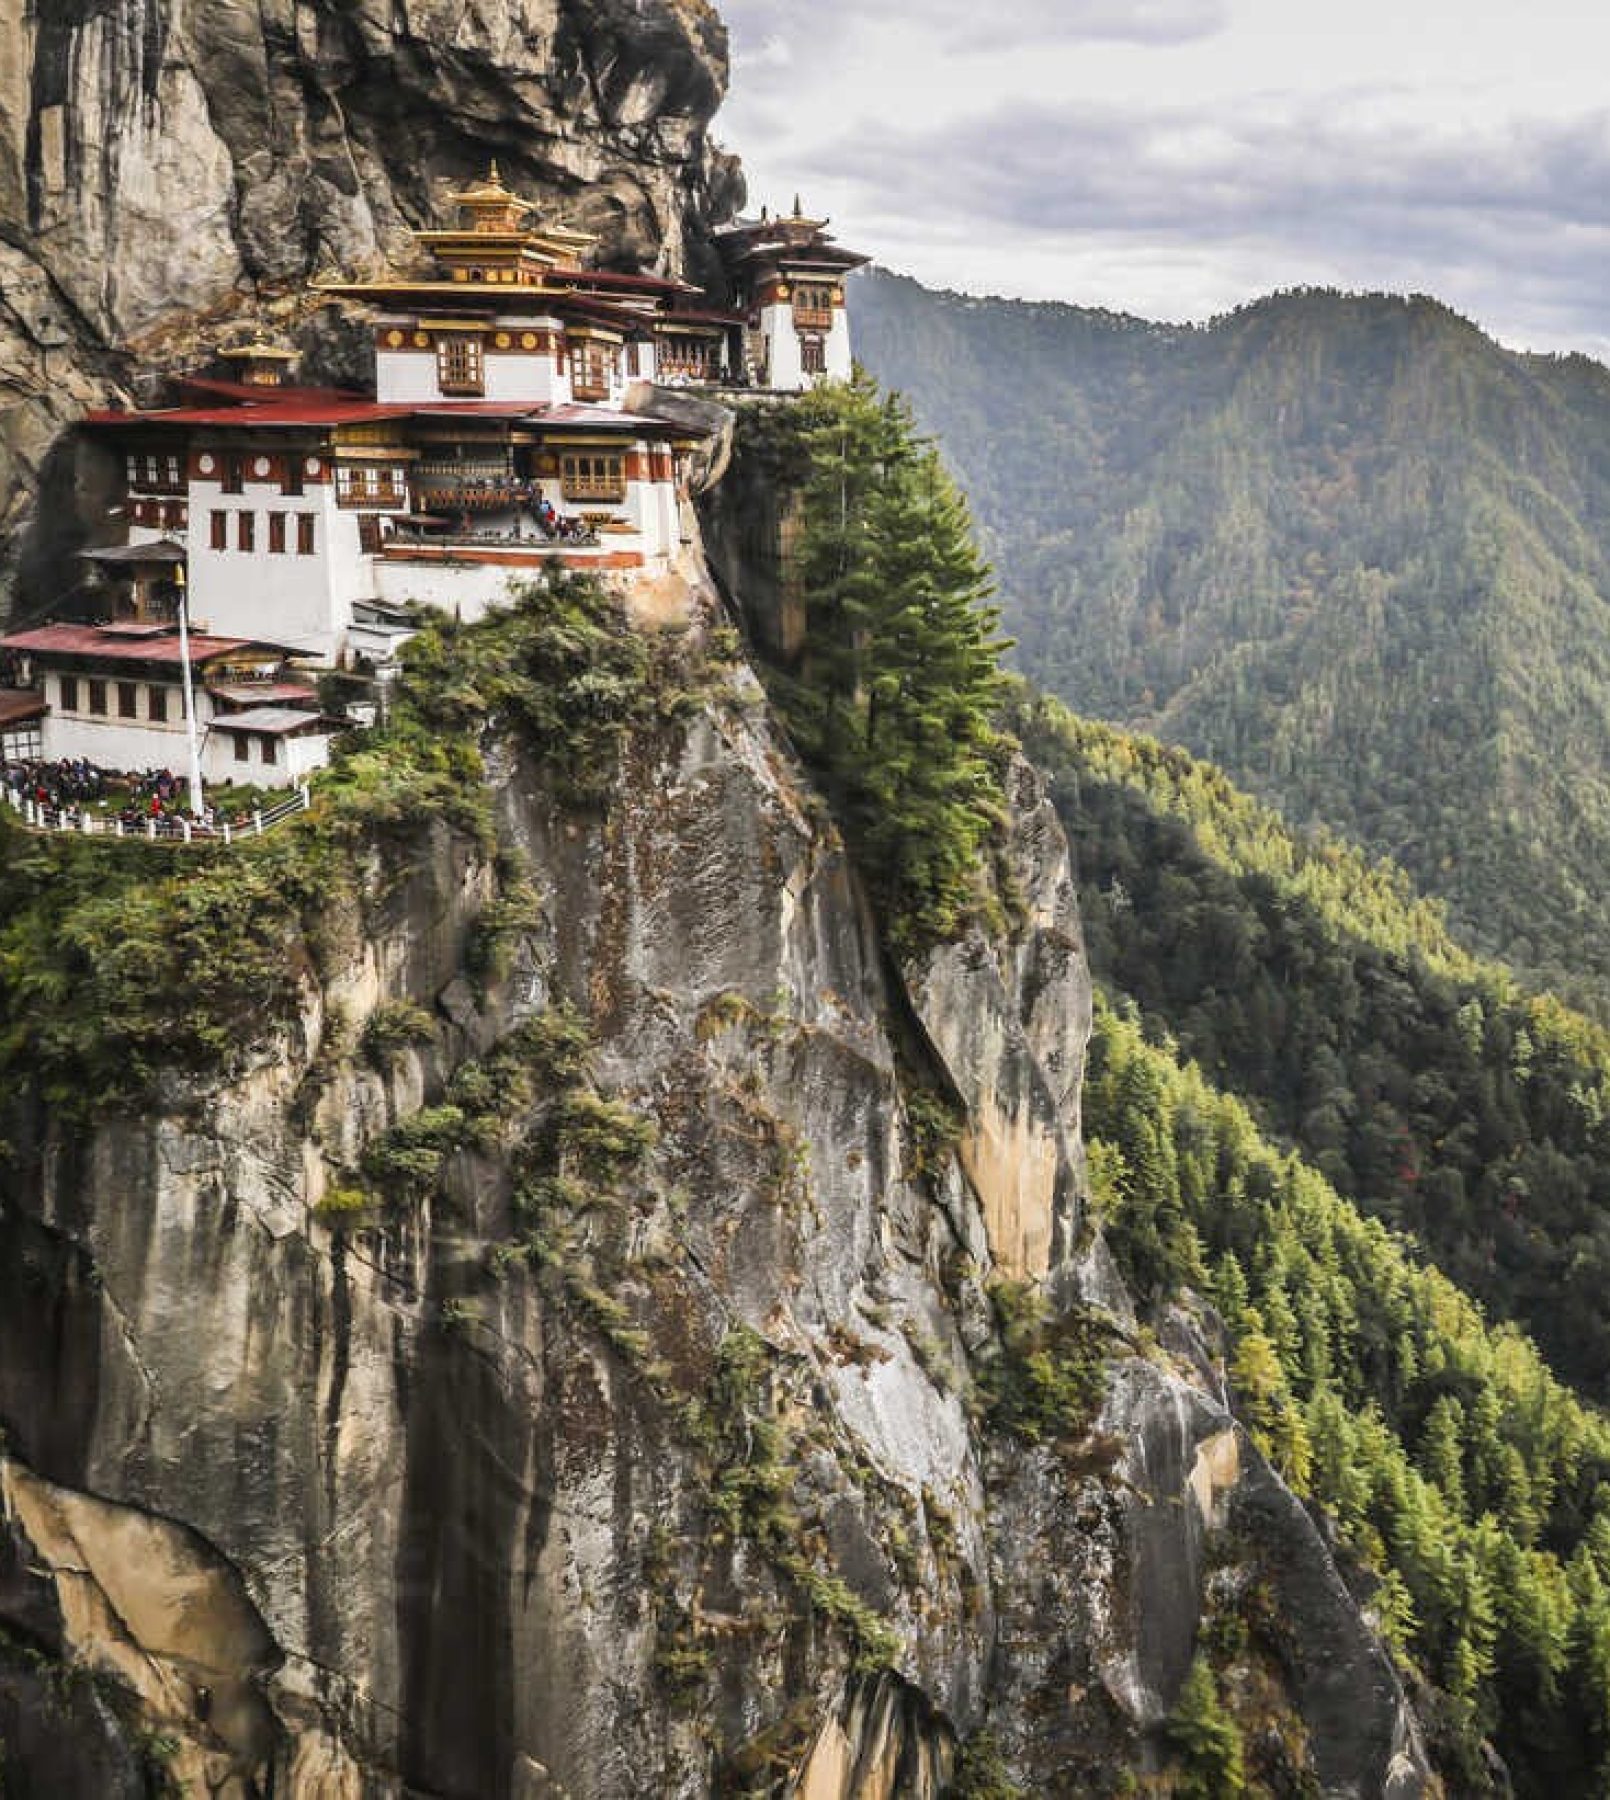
[714,0,1610,357]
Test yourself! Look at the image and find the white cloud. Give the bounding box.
[711,0,1610,356]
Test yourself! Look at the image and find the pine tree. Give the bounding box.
[1163,1656,1247,1799]
[765,374,1011,951]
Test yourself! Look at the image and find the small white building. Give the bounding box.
[0,622,337,786]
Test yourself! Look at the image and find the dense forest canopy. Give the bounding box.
[1011,686,1610,1400]
[853,269,1610,1016]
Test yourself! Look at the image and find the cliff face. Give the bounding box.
[0,541,1433,1796]
[0,0,742,613]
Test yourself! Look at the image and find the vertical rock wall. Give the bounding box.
[0,568,1435,1796]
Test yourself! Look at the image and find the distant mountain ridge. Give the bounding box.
[852,267,1610,1013]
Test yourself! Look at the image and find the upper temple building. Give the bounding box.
[314,169,867,404]
[713,201,868,390]
[0,171,868,777]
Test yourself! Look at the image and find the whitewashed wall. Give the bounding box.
[187,477,365,660]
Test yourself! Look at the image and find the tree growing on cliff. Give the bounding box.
[755,373,1010,951]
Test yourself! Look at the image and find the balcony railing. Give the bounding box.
[336,484,407,510]
[387,519,601,550]
[414,485,525,512]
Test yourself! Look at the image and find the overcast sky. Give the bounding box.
[714,0,1610,358]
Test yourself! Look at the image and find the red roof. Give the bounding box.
[0,688,46,727]
[0,624,294,666]
[85,399,407,429]
[177,376,367,405]
[85,397,679,432]
[552,268,694,295]
[395,402,561,420]
[658,307,746,327]
[208,681,320,707]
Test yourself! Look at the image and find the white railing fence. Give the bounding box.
[1,783,312,845]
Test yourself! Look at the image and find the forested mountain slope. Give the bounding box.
[853,268,1610,1013]
[1012,681,1610,1397]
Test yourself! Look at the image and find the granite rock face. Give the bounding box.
[0,546,1436,1795]
[0,0,742,613]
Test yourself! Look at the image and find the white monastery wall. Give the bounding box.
[373,351,444,404]
[321,503,376,658]
[42,672,200,773]
[754,301,852,390]
[201,729,329,786]
[484,353,560,405]
[823,311,853,383]
[372,559,525,620]
[758,302,804,391]
[187,479,363,660]
[43,712,191,773]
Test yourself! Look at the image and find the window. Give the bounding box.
[87,679,107,716]
[800,335,827,376]
[560,451,627,503]
[297,513,316,556]
[237,511,255,552]
[59,675,79,711]
[260,735,278,765]
[568,339,615,400]
[210,510,227,551]
[335,464,405,508]
[222,455,244,495]
[148,686,168,722]
[437,335,484,395]
[165,453,180,488]
[283,459,304,497]
[792,282,835,328]
[117,681,138,719]
[268,511,286,554]
[234,734,250,763]
[358,513,383,554]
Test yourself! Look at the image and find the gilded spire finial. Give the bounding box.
[489,158,502,187]
[793,193,803,219]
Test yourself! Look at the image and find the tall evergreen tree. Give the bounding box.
[750,374,1011,951]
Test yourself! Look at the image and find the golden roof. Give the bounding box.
[219,339,298,361]
[450,160,526,211]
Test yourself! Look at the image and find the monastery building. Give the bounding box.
[0,174,866,784]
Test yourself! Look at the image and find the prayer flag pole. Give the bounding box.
[174,564,205,819]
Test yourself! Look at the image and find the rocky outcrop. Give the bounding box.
[904,755,1091,1285]
[0,0,743,615]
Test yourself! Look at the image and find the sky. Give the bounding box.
[713,0,1610,359]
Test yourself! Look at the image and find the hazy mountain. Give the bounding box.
[853,267,1610,1014]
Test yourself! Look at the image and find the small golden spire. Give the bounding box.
[793,193,803,218]
[488,158,502,187]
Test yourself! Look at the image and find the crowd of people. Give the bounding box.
[4,756,108,813]
[2,758,266,837]
[530,495,595,541]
